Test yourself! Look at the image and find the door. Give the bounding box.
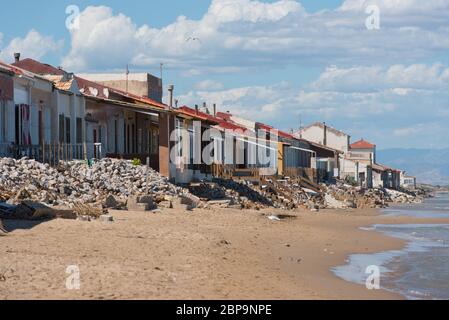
[93,129,98,159]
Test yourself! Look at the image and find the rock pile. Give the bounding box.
[188,179,273,210]
[0,157,190,217]
[324,181,424,209]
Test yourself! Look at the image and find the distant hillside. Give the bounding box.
[377,148,449,186]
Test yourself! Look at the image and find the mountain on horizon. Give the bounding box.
[377,148,449,186]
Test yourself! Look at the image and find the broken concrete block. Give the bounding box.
[104,195,118,209]
[51,206,77,220]
[99,214,114,222]
[127,195,157,211]
[77,215,91,222]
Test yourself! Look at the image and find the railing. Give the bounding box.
[0,142,102,167]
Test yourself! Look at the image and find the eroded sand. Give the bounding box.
[1,207,449,300]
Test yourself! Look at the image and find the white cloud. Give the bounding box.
[194,79,224,90]
[178,63,449,148]
[311,64,449,92]
[393,125,424,137]
[0,29,63,62]
[61,1,449,72]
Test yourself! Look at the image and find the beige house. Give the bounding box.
[296,122,350,153]
[1,58,85,159]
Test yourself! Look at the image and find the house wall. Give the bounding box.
[300,125,350,153]
[372,171,384,188]
[0,72,14,148]
[341,158,371,186]
[77,73,163,103]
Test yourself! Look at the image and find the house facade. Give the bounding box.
[1,59,85,160]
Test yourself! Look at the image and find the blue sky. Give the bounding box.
[1,0,449,149]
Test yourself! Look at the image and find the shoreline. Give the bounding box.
[2,206,449,300]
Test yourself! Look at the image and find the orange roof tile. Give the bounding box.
[350,139,376,149]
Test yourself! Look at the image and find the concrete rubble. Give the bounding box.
[188,177,426,211]
[0,157,190,220]
[0,157,428,221]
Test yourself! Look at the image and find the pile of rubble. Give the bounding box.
[0,157,191,219]
[188,179,273,210]
[0,157,427,220]
[323,181,424,209]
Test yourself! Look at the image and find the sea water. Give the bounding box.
[333,192,449,300]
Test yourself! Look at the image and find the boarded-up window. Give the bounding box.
[59,114,65,143]
[76,118,83,144]
[65,117,71,144]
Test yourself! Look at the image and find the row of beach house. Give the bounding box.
[0,54,416,190]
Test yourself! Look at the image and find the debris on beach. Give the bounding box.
[0,157,427,220]
[0,157,191,220]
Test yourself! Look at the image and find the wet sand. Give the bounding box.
[1,207,449,300]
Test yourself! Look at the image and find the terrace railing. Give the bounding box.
[0,142,102,167]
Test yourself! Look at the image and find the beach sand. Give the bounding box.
[1,207,449,300]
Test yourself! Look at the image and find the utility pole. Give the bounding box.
[125,64,130,93]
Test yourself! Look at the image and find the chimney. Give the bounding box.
[14,53,20,63]
[213,103,217,117]
[195,104,199,115]
[323,122,327,146]
[167,84,174,109]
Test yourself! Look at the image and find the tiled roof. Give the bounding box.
[11,58,64,75]
[176,106,220,124]
[11,58,166,110]
[350,139,376,149]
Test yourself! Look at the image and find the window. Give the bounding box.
[65,117,71,144]
[0,100,6,142]
[114,120,118,153]
[76,118,83,144]
[59,114,65,143]
[38,110,43,144]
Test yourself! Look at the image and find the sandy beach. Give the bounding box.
[1,207,449,300]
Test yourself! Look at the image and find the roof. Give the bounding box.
[373,163,401,173]
[351,139,376,149]
[307,140,343,154]
[176,106,220,124]
[255,122,295,140]
[11,58,166,110]
[76,76,166,109]
[0,60,54,83]
[216,112,232,121]
[11,58,64,76]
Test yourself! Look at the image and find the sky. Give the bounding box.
[1,0,448,150]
